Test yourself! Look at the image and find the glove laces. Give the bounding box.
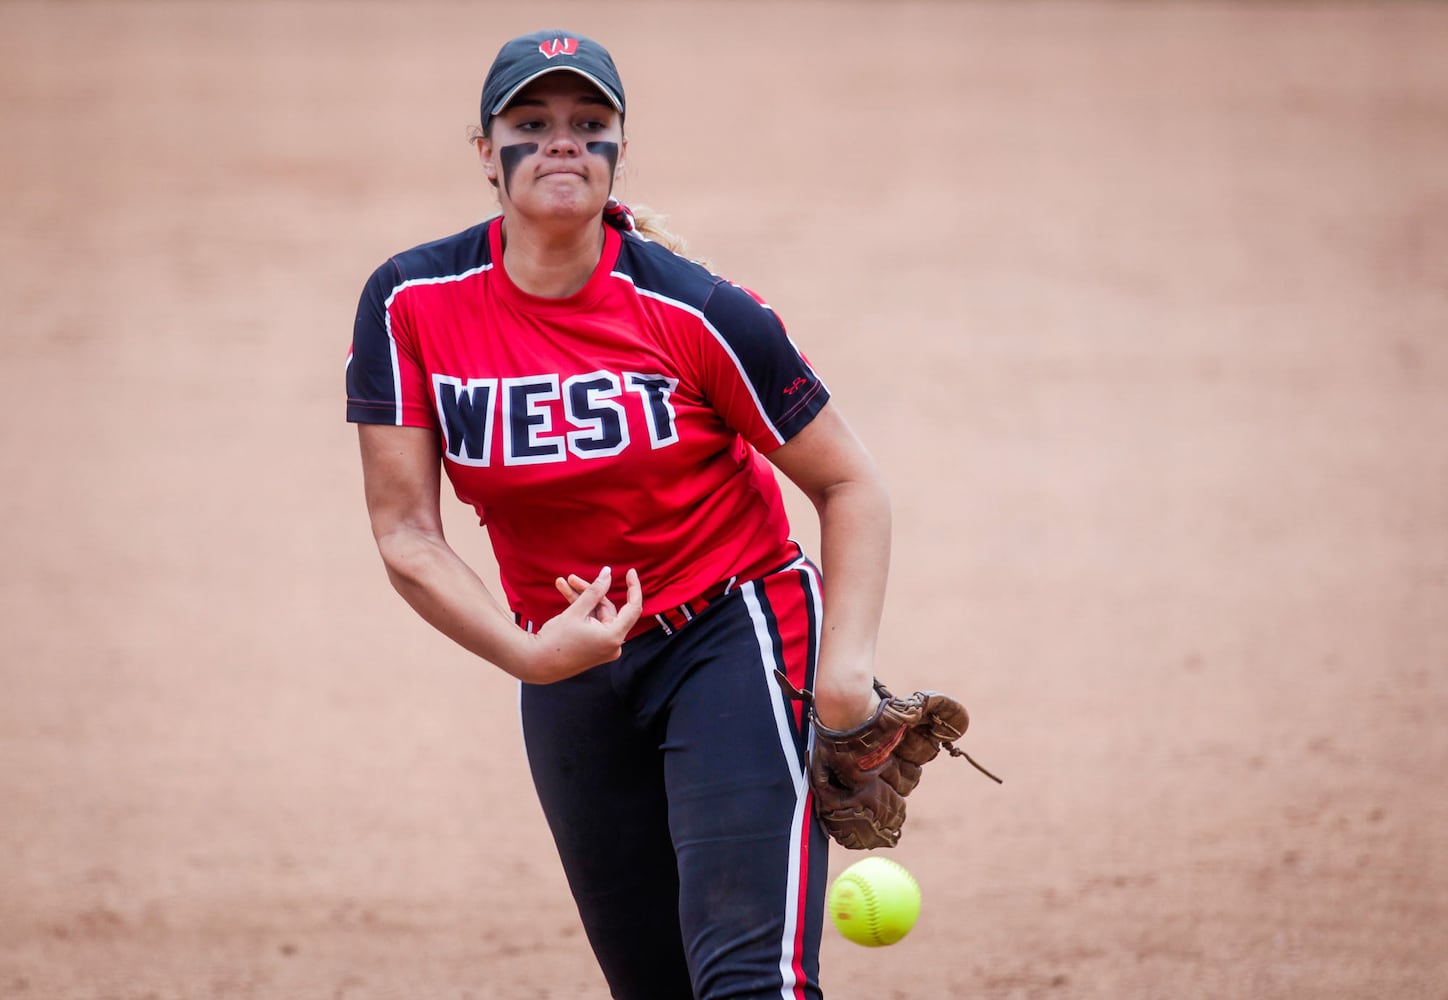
[773,670,1003,784]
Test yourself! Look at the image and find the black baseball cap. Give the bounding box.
[480,30,626,127]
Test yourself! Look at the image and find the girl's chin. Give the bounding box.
[515,189,608,221]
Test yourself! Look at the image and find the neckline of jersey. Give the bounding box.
[487,218,622,315]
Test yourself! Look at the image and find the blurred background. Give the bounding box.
[2,2,1445,997]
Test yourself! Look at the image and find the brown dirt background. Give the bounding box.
[3,1,1447,998]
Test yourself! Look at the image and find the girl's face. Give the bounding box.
[478,73,625,225]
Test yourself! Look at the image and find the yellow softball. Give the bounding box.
[827,856,922,947]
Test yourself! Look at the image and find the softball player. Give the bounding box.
[346,29,891,999]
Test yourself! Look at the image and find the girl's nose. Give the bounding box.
[545,129,580,156]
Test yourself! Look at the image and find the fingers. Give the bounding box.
[613,567,642,633]
[557,566,642,629]
[557,572,618,621]
[549,565,645,635]
[569,566,613,613]
[556,571,606,601]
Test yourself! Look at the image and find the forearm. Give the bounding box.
[375,526,536,678]
[810,476,892,729]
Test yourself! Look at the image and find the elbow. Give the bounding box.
[373,526,437,595]
[817,474,891,521]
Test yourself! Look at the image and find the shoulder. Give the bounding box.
[364,220,496,298]
[612,232,718,310]
[612,234,778,329]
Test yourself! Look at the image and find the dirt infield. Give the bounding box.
[3,2,1446,997]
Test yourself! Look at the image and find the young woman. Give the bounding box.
[346,29,891,999]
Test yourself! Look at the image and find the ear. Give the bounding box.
[615,136,628,179]
[475,135,500,188]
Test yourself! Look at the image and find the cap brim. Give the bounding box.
[489,67,624,116]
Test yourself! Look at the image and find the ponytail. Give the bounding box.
[605,198,701,263]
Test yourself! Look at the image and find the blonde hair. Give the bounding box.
[624,203,693,258]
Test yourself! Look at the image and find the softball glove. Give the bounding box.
[777,673,1000,850]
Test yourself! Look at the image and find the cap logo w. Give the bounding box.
[538,37,579,58]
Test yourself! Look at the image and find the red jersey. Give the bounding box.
[346,219,830,627]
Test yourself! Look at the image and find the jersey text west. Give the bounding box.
[433,369,680,467]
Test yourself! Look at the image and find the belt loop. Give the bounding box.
[645,578,737,640]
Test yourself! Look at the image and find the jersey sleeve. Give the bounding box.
[345,259,437,428]
[696,281,831,452]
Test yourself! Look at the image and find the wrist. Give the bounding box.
[812,683,880,732]
[494,627,552,684]
[811,646,877,728]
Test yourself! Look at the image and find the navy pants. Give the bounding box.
[520,560,830,1000]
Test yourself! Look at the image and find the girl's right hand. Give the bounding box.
[527,566,642,681]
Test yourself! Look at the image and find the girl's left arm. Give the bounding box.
[766,401,891,731]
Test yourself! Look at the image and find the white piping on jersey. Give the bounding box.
[381,264,493,426]
[610,270,787,448]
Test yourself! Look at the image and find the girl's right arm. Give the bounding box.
[357,423,641,682]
